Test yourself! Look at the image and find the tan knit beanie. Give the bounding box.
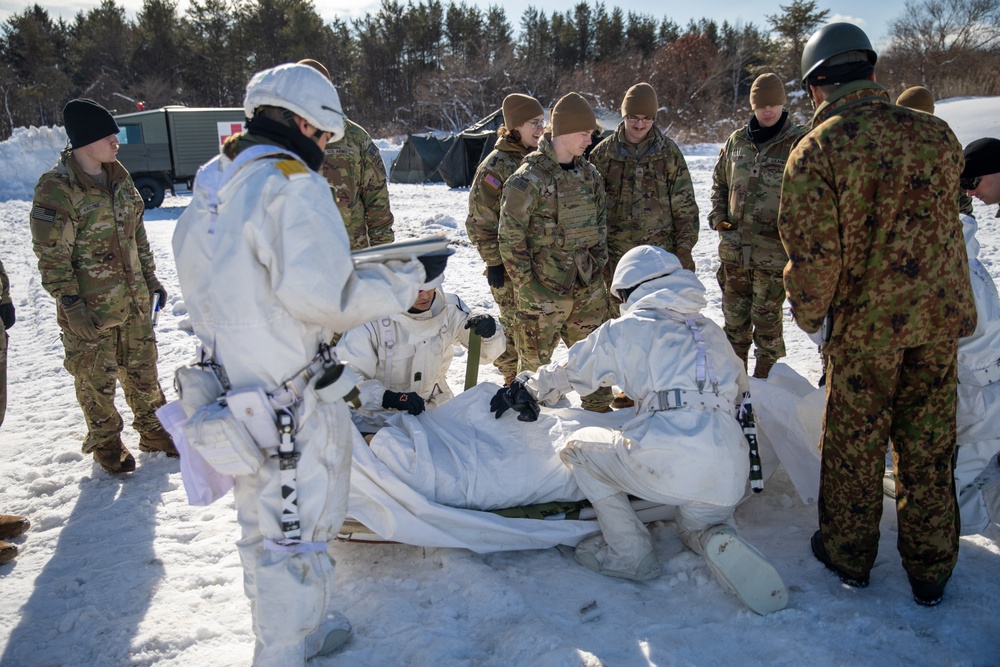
[551,92,597,137]
[621,83,657,118]
[896,86,935,114]
[749,73,786,109]
[502,93,544,129]
[298,58,331,81]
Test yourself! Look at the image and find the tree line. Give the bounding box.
[1,0,998,143]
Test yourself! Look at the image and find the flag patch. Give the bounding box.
[31,205,56,223]
[484,173,502,189]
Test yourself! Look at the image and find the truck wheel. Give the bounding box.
[134,177,165,209]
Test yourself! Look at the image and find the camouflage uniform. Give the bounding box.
[589,123,699,276]
[709,114,805,373]
[778,80,977,585]
[499,135,611,411]
[0,258,9,427]
[30,149,168,458]
[321,118,394,250]
[467,135,529,382]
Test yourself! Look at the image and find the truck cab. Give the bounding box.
[114,106,245,208]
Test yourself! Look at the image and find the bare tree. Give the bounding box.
[883,0,1000,96]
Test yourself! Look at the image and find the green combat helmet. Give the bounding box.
[800,22,877,90]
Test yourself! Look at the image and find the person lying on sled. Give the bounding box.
[336,269,505,434]
[491,244,787,615]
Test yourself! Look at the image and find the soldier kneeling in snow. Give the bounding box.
[491,245,787,615]
[337,273,505,434]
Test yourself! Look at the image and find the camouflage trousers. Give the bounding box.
[514,279,612,411]
[716,263,786,367]
[819,340,960,584]
[61,308,167,452]
[490,279,520,383]
[0,329,7,428]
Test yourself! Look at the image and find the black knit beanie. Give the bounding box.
[63,99,119,149]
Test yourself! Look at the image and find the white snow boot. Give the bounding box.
[305,611,352,659]
[692,525,787,615]
[575,493,660,581]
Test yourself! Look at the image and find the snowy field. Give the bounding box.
[1,98,999,666]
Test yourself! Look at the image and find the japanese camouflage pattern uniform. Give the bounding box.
[0,258,9,427]
[589,123,699,276]
[710,116,806,372]
[778,80,977,585]
[321,118,394,250]
[499,135,612,411]
[31,149,168,459]
[467,135,530,382]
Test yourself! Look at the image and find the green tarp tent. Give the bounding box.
[389,134,456,184]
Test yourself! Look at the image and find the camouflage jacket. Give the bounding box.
[589,123,699,269]
[777,80,976,354]
[466,136,530,266]
[30,150,156,329]
[499,136,608,296]
[710,115,805,271]
[0,257,9,305]
[321,119,394,250]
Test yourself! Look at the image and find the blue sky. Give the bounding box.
[1,0,905,46]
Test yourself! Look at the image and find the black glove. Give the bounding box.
[486,264,505,289]
[490,381,540,422]
[417,249,453,284]
[464,314,497,338]
[0,302,14,330]
[382,390,426,416]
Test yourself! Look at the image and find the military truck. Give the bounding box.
[113,106,245,208]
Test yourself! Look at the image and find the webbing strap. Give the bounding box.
[264,538,327,554]
[684,317,719,393]
[380,317,395,388]
[274,410,302,542]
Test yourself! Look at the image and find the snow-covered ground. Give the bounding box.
[1,98,998,667]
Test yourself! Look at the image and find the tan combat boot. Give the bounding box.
[93,441,136,474]
[0,541,17,565]
[0,515,30,540]
[139,427,179,457]
[752,358,774,379]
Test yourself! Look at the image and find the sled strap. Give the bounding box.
[380,317,395,388]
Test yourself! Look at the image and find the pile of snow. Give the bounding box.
[0,126,67,202]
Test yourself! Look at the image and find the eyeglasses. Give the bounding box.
[961,175,982,191]
[528,119,545,130]
[625,115,654,125]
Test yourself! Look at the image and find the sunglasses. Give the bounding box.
[960,175,982,191]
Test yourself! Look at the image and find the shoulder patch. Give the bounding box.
[366,143,381,160]
[275,159,308,177]
[508,174,530,192]
[31,205,56,223]
[484,173,502,190]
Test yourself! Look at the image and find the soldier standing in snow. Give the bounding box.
[0,256,13,428]
[491,245,787,615]
[467,93,546,386]
[709,73,805,379]
[30,99,176,474]
[589,83,699,408]
[498,92,612,413]
[778,23,976,606]
[0,256,29,566]
[963,137,1000,216]
[173,63,438,665]
[299,59,395,251]
[589,82,699,276]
